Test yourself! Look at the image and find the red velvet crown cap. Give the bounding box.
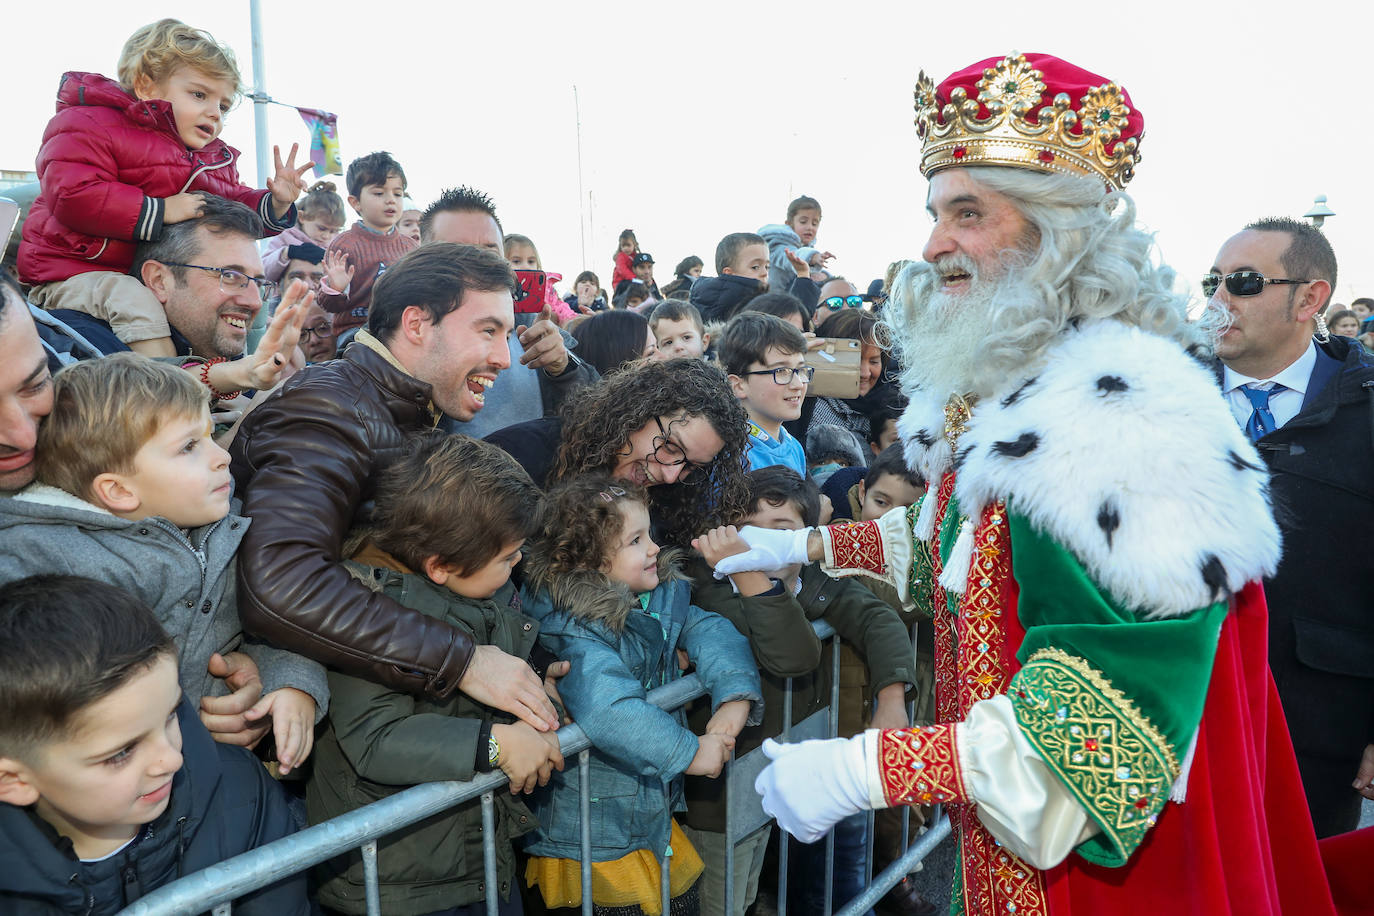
[934,52,1143,156]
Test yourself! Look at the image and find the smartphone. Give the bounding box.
[514,269,549,314]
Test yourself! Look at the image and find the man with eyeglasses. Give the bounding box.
[720,53,1350,914]
[45,196,304,398]
[1207,216,1374,838]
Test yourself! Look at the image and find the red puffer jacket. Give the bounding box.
[17,71,289,286]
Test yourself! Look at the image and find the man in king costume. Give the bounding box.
[718,53,1354,914]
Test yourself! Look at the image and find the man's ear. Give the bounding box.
[90,473,141,515]
[0,758,40,808]
[139,260,176,305]
[1296,280,1333,323]
[397,305,430,348]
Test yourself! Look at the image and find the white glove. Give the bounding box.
[711,525,814,579]
[754,735,874,843]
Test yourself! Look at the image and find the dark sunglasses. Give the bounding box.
[1202,271,1311,299]
[823,295,865,310]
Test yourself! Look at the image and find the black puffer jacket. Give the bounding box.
[230,334,475,699]
[1230,335,1374,833]
[0,700,305,915]
[691,274,820,323]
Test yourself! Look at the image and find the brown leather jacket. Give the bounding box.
[229,336,474,699]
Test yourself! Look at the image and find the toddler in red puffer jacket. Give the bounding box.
[17,19,311,358]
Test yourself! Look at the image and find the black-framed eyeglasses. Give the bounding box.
[741,365,816,385]
[300,322,333,342]
[823,295,865,310]
[1202,271,1311,299]
[651,416,710,478]
[163,263,278,300]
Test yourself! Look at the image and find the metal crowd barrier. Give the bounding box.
[119,620,947,916]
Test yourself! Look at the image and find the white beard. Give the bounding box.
[895,256,1043,400]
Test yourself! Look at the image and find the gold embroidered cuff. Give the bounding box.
[877,724,967,807]
[1009,648,1178,862]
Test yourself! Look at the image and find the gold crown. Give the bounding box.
[914,54,1141,190]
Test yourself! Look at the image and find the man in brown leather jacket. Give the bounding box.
[230,243,559,730]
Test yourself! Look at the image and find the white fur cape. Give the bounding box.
[897,320,1280,618]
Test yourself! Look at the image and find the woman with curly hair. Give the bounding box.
[484,358,752,548]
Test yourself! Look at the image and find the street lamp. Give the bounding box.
[1304,195,1335,228]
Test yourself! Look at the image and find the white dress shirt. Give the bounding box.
[1222,340,1317,433]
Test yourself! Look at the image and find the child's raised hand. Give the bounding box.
[492,722,567,794]
[687,733,735,778]
[323,250,354,293]
[268,143,314,217]
[705,699,751,740]
[243,687,317,776]
[692,525,750,569]
[783,248,811,279]
[163,191,207,225]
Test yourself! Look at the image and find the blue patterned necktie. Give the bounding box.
[1240,383,1285,442]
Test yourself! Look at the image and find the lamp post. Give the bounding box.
[1304,195,1335,228]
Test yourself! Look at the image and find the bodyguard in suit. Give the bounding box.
[1207,216,1374,836]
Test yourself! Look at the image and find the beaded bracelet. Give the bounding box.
[198,357,243,401]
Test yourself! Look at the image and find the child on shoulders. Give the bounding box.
[0,575,307,914]
[0,354,326,774]
[309,431,562,914]
[757,195,832,294]
[521,476,763,916]
[691,233,819,324]
[612,229,640,290]
[18,18,308,359]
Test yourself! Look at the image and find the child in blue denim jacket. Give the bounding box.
[520,476,763,916]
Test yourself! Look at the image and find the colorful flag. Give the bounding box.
[297,107,342,177]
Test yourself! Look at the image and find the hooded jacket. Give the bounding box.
[518,549,762,861]
[18,72,291,287]
[691,273,821,324]
[0,486,327,717]
[308,549,538,913]
[0,699,306,915]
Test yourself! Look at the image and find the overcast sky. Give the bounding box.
[6,1,1373,308]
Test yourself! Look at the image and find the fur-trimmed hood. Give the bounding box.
[897,319,1281,617]
[521,545,688,631]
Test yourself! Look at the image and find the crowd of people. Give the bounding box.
[1,16,1372,916]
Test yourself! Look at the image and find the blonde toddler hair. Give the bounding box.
[117,19,244,99]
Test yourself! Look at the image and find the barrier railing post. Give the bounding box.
[824,633,841,916]
[580,750,593,916]
[361,839,380,915]
[723,748,735,916]
[660,849,671,915]
[778,675,793,916]
[834,816,950,916]
[211,904,231,916]
[481,791,499,916]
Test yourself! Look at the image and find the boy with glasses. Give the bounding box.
[719,312,813,475]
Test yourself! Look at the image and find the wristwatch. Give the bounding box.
[488,733,501,768]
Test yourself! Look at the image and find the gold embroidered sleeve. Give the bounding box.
[1008,648,1179,863]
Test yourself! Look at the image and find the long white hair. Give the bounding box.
[887,167,1202,398]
